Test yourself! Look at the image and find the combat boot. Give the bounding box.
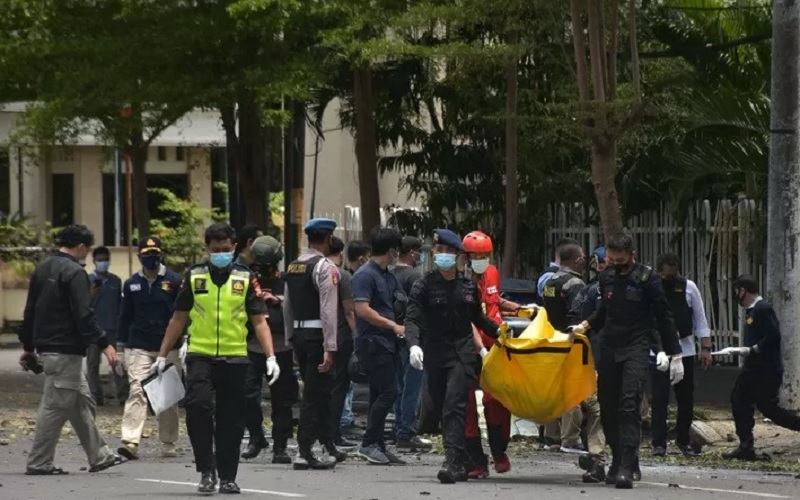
[615,448,636,489]
[582,455,606,483]
[322,440,348,463]
[293,444,336,471]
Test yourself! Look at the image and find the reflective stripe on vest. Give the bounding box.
[188,266,249,357]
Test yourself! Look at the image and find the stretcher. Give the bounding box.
[480,308,596,424]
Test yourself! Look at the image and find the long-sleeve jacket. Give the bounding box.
[743,297,783,374]
[586,264,681,357]
[118,265,183,352]
[20,252,108,354]
[405,270,499,369]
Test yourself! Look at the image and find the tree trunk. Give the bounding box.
[128,134,150,239]
[591,136,622,238]
[501,35,520,279]
[768,0,800,411]
[353,65,381,240]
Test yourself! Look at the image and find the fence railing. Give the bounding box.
[320,199,763,355]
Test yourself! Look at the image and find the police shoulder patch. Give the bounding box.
[746,316,754,325]
[161,281,172,292]
[231,279,246,296]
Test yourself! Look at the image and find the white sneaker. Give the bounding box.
[162,443,177,458]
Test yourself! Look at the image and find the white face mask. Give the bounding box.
[471,259,490,274]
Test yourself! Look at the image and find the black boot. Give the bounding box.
[437,456,456,484]
[241,440,269,460]
[197,471,217,494]
[219,480,241,494]
[272,447,292,465]
[322,440,348,463]
[293,444,336,471]
[582,455,606,483]
[615,449,637,489]
[605,454,620,485]
[723,445,757,461]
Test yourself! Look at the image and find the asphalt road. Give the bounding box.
[2,349,800,499]
[2,437,800,500]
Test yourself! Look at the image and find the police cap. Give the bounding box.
[304,218,337,235]
[401,236,423,254]
[138,236,162,254]
[592,246,606,262]
[251,235,284,266]
[433,229,463,252]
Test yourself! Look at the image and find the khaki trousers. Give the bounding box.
[27,353,115,471]
[121,349,182,445]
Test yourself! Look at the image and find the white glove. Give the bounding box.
[729,347,753,356]
[179,343,188,365]
[148,356,167,376]
[479,347,488,360]
[409,345,424,371]
[669,355,685,385]
[566,324,585,342]
[655,351,670,372]
[266,356,281,386]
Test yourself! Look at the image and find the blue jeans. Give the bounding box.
[341,383,354,428]
[395,344,424,440]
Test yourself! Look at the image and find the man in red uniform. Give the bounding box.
[462,231,521,478]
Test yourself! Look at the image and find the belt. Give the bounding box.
[294,319,323,329]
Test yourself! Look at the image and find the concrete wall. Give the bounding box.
[302,98,422,221]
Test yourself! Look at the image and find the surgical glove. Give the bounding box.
[729,347,752,356]
[409,346,424,371]
[566,324,585,342]
[148,356,167,376]
[655,351,670,372]
[266,356,280,385]
[669,355,685,385]
[179,342,188,365]
[479,347,488,360]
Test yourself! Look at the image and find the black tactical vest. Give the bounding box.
[284,256,323,321]
[662,277,693,338]
[534,264,560,305]
[542,271,575,331]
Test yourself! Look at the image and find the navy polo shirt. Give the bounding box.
[352,259,402,351]
[119,265,183,352]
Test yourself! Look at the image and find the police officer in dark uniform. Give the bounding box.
[405,229,500,484]
[574,232,683,489]
[239,235,300,465]
[542,242,587,331]
[283,218,341,470]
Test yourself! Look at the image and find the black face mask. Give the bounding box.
[612,261,632,274]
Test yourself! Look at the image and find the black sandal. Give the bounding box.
[25,467,69,476]
[89,455,127,473]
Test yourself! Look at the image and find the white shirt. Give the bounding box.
[650,279,711,357]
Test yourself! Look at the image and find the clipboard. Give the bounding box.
[141,364,185,416]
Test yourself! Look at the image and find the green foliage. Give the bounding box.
[270,191,285,215]
[0,213,57,278]
[148,188,228,272]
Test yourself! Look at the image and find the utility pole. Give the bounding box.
[767,0,800,410]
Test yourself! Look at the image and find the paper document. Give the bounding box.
[141,364,185,416]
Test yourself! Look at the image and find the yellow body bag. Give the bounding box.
[480,308,596,423]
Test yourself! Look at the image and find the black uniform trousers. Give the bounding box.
[294,328,335,448]
[184,356,248,481]
[360,337,398,448]
[426,360,471,461]
[650,355,695,449]
[597,343,648,470]
[244,349,299,450]
[329,337,354,441]
[731,369,800,449]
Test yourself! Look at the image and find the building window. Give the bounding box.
[175,147,186,162]
[157,146,167,161]
[51,173,75,227]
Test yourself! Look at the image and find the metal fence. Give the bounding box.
[322,199,763,352]
[546,199,764,354]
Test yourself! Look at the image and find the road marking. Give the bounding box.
[641,481,790,498]
[136,479,306,497]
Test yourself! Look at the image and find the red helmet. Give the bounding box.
[463,231,493,253]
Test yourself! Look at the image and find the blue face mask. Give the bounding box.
[209,251,234,269]
[95,261,110,273]
[140,255,161,270]
[434,253,457,271]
